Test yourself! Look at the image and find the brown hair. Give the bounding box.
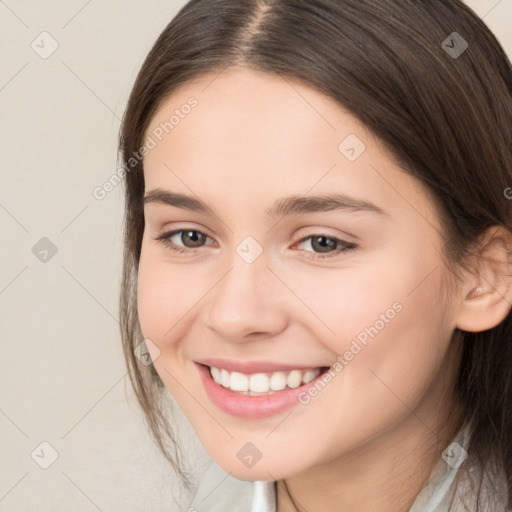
[118,0,512,505]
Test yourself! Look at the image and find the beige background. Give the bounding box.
[1,1,511,510]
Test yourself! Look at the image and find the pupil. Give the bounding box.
[183,231,205,247]
[312,236,336,253]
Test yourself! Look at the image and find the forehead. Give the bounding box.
[142,66,438,228]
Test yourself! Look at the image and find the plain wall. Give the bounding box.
[1,1,511,510]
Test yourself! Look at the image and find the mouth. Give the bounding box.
[208,365,328,396]
[196,361,331,418]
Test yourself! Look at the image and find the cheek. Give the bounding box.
[137,246,204,347]
[324,262,451,412]
[272,257,453,462]
[279,255,411,348]
[287,248,451,395]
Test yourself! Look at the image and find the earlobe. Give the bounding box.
[456,226,512,333]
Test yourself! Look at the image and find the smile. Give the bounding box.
[209,366,323,395]
[196,361,330,418]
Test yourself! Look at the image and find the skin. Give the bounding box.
[137,66,512,512]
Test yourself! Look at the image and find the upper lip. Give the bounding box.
[195,358,328,374]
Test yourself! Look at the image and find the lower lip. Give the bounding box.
[197,363,327,419]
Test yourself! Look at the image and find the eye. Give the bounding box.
[154,230,357,259]
[295,235,357,258]
[155,229,214,253]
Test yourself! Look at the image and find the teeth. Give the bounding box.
[270,371,287,391]
[209,366,322,394]
[230,372,248,392]
[286,370,302,389]
[302,369,318,384]
[220,369,230,388]
[210,366,221,383]
[249,373,270,393]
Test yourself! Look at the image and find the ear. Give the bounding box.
[456,225,512,333]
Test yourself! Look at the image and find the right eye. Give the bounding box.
[155,229,215,253]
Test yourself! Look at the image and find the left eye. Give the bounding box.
[295,235,357,257]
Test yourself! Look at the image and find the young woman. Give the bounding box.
[118,1,512,510]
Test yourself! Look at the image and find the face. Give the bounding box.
[138,66,461,481]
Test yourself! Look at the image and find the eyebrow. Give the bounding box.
[143,188,389,217]
[143,189,216,215]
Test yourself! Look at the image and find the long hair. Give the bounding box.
[118,0,512,506]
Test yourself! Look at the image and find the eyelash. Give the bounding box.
[154,229,358,259]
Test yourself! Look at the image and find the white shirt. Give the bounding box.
[188,423,509,511]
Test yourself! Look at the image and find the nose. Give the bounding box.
[204,253,289,342]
